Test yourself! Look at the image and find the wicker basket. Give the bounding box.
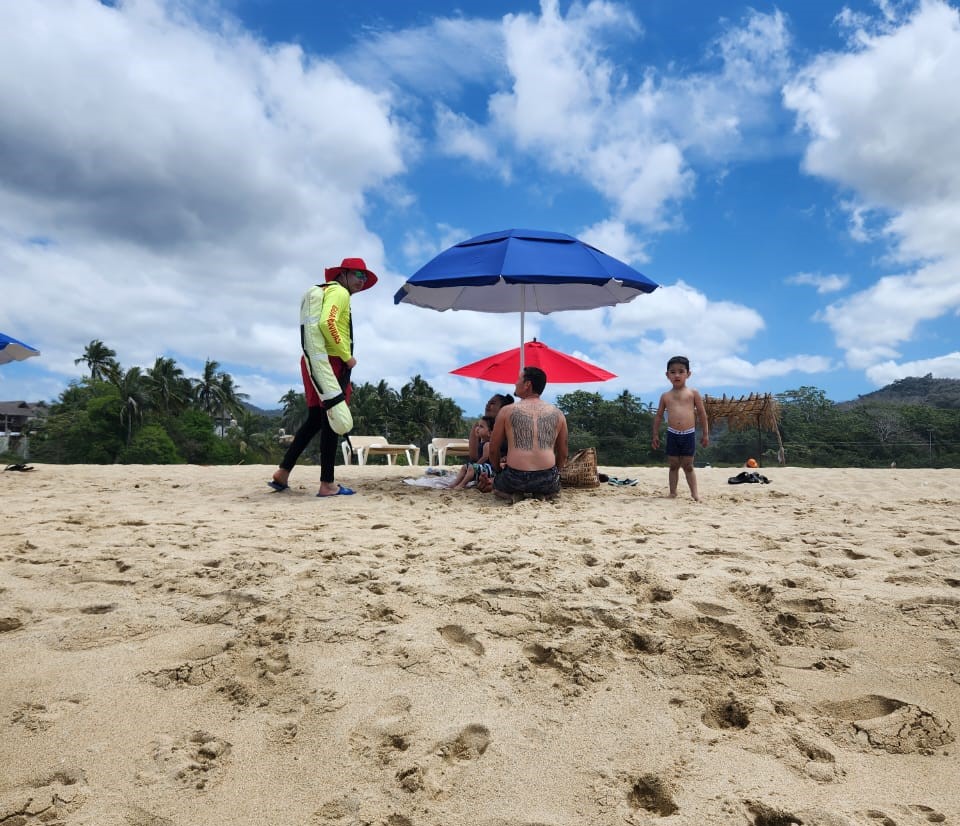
[560,447,599,488]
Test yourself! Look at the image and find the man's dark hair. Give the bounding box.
[667,355,690,371]
[521,366,547,395]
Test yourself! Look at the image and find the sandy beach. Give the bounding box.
[1,463,958,825]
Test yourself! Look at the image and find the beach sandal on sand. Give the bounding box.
[267,480,289,492]
[317,485,355,497]
[4,464,34,472]
[607,477,637,486]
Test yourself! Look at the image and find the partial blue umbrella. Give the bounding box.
[394,228,659,363]
[0,332,40,365]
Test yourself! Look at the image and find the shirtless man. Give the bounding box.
[485,366,568,501]
[651,355,710,500]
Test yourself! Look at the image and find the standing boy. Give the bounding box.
[651,355,709,501]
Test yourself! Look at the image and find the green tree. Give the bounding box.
[191,359,248,434]
[114,367,149,445]
[121,424,181,464]
[278,389,307,434]
[30,381,125,463]
[164,408,218,463]
[145,357,190,415]
[74,339,119,381]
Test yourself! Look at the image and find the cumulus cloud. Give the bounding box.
[546,280,830,396]
[786,272,850,293]
[0,0,409,405]
[818,259,960,368]
[866,351,960,386]
[784,0,960,384]
[578,220,649,267]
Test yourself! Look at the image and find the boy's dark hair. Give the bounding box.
[521,366,547,395]
[481,416,496,431]
[667,355,690,370]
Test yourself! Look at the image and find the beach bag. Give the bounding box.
[560,447,600,488]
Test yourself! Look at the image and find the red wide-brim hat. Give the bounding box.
[324,257,378,292]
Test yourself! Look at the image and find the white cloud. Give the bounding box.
[545,279,830,397]
[0,0,410,406]
[434,105,503,172]
[819,258,960,368]
[784,0,960,379]
[786,272,850,293]
[346,15,505,97]
[866,351,960,386]
[577,220,649,267]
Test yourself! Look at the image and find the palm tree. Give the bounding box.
[191,359,248,436]
[217,371,249,418]
[433,397,465,439]
[192,359,225,415]
[398,375,439,443]
[116,367,149,445]
[145,357,190,415]
[74,339,119,381]
[278,389,306,434]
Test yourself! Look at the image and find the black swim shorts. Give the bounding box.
[493,465,561,496]
[666,428,696,457]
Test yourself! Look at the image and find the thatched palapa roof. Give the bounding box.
[703,392,781,432]
[703,392,785,464]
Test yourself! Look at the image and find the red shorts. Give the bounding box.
[301,355,351,408]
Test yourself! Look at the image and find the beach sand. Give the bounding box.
[1,463,958,825]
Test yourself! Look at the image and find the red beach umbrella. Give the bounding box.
[451,339,615,384]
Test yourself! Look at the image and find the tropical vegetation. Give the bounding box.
[14,342,960,467]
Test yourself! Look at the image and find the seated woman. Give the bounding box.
[451,417,495,489]
[469,393,514,463]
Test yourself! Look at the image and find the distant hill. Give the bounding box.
[243,402,282,418]
[838,375,960,410]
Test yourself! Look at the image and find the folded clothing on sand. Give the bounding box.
[728,471,771,485]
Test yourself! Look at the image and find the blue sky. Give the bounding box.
[2,0,959,416]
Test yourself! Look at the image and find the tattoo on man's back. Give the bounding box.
[537,411,559,449]
[512,409,534,450]
[511,408,559,451]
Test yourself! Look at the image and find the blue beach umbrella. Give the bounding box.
[0,332,40,365]
[393,228,658,364]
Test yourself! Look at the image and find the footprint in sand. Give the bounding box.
[0,616,24,632]
[136,730,232,791]
[702,694,751,730]
[436,723,491,762]
[863,804,949,825]
[0,768,88,823]
[349,695,416,767]
[627,773,679,816]
[438,624,484,655]
[124,805,176,825]
[745,800,803,825]
[790,733,843,783]
[816,695,954,755]
[11,695,85,732]
[78,603,117,615]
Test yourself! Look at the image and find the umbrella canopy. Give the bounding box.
[395,228,659,366]
[0,333,40,365]
[395,228,658,314]
[451,340,616,384]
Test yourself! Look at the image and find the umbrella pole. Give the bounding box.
[520,287,526,370]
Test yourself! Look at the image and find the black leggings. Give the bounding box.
[279,406,337,483]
